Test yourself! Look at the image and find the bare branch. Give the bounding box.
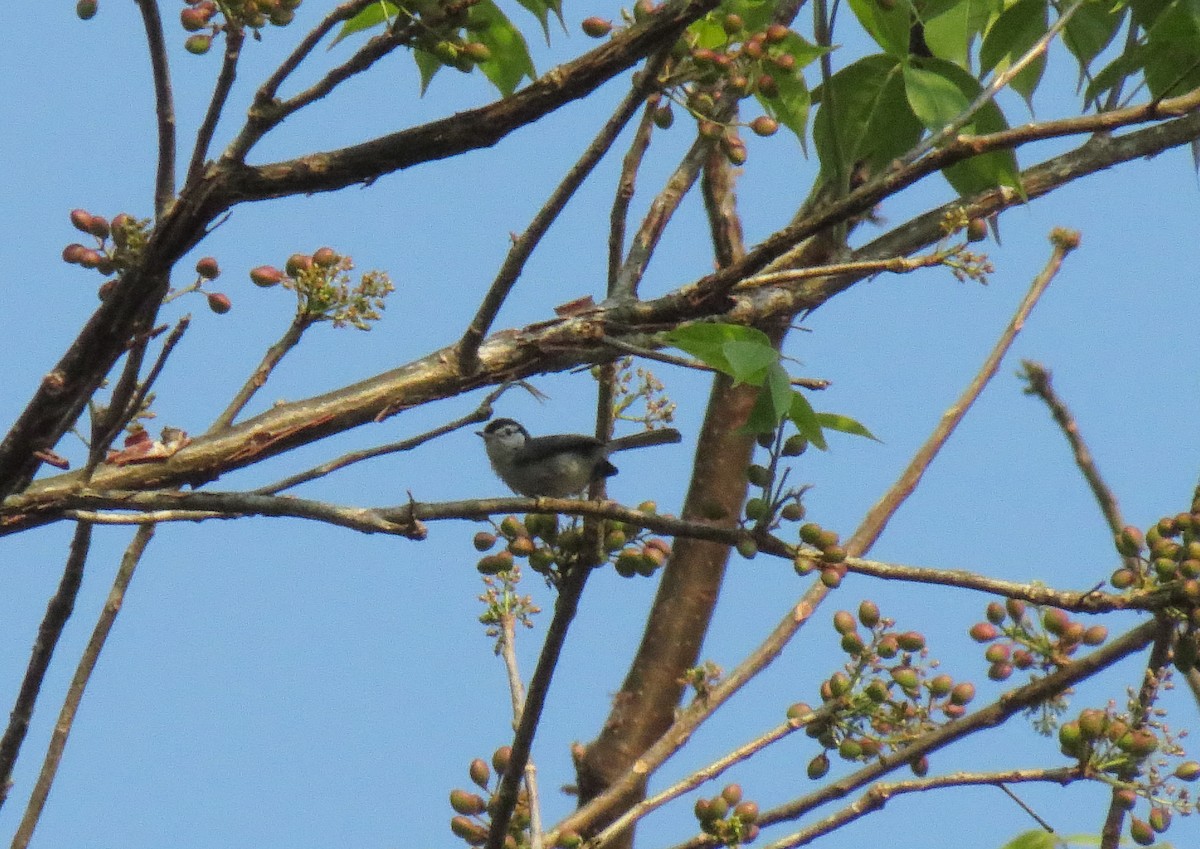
[1020,361,1126,535]
[9,525,154,849]
[257,381,522,493]
[903,0,1088,167]
[756,767,1082,848]
[487,566,591,849]
[457,51,673,371]
[134,0,177,217]
[0,523,91,810]
[187,26,246,186]
[610,133,714,299]
[609,97,661,289]
[848,230,1078,554]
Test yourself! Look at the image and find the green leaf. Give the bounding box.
[663,324,774,377]
[690,16,730,48]
[468,0,536,96]
[847,0,917,57]
[904,62,971,130]
[1083,43,1144,108]
[910,58,1023,196]
[511,0,562,41]
[813,54,924,180]
[414,46,444,95]
[334,1,398,46]
[979,0,1048,76]
[997,831,1060,849]
[760,66,812,141]
[723,340,779,384]
[815,412,880,441]
[1063,1,1125,76]
[789,392,828,450]
[1144,0,1200,100]
[743,364,794,432]
[921,0,973,67]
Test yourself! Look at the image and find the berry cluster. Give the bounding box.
[393,0,498,76]
[968,599,1107,682]
[250,248,393,330]
[449,747,536,848]
[693,783,760,846]
[61,208,154,298]
[180,0,302,54]
[473,510,672,580]
[1112,495,1200,591]
[1058,704,1199,845]
[737,429,810,560]
[793,522,847,588]
[798,602,973,780]
[582,9,802,164]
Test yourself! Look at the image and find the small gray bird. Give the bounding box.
[478,418,681,497]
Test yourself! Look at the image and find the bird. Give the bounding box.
[477,417,681,497]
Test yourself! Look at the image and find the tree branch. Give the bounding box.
[0,523,92,809]
[187,26,245,186]
[456,50,672,371]
[134,0,176,217]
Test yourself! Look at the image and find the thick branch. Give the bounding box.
[5,92,1198,512]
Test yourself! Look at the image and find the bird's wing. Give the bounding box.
[515,434,604,463]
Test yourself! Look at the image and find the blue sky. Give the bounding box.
[1,2,1199,848]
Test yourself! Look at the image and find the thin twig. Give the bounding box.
[456,51,672,371]
[0,523,92,810]
[486,565,591,849]
[750,767,1080,849]
[134,0,176,217]
[735,250,955,289]
[188,26,245,185]
[39,489,424,538]
[498,614,543,849]
[209,316,312,434]
[256,382,521,494]
[253,0,379,109]
[849,229,1079,554]
[610,133,715,299]
[1019,360,1125,534]
[609,97,661,290]
[229,0,475,160]
[84,317,191,479]
[902,0,1087,168]
[10,525,155,849]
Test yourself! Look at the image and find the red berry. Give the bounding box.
[195,256,220,279]
[70,209,93,233]
[180,6,209,30]
[312,247,338,267]
[581,16,612,37]
[206,292,232,314]
[249,265,283,287]
[286,253,313,276]
[78,248,104,269]
[750,116,779,137]
[87,216,110,239]
[62,243,89,264]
